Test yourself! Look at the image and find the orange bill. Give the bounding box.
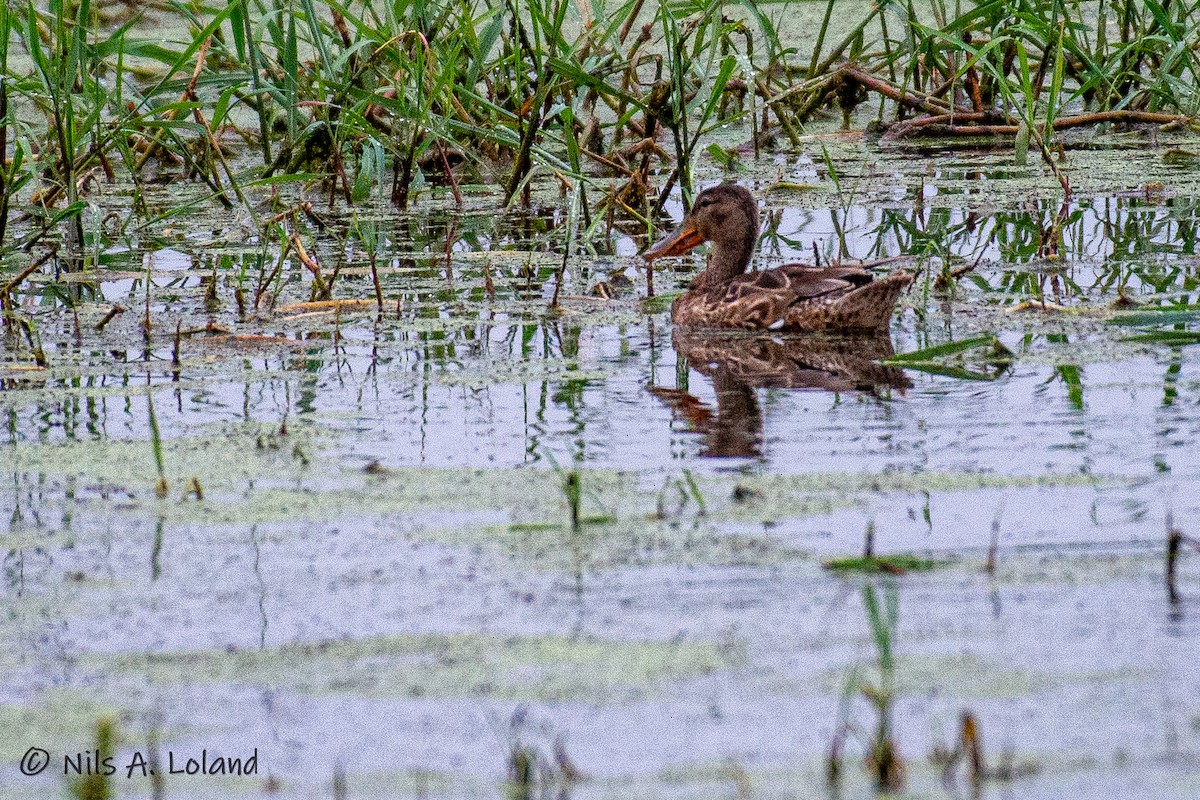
[642,220,704,261]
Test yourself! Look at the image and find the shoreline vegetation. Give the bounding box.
[0,2,1198,380]
[0,0,1197,264]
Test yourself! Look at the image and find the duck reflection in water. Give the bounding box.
[651,330,911,458]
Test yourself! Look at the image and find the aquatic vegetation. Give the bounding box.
[67,717,115,800]
[803,1,1200,138]
[504,709,580,800]
[90,632,735,703]
[823,552,947,574]
[0,1,1194,275]
[1166,516,1200,604]
[823,520,949,574]
[931,711,1040,788]
[0,0,775,254]
[827,584,905,792]
[883,334,1014,380]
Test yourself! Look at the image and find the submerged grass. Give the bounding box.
[4,422,1117,527]
[91,631,736,702]
[67,717,116,800]
[823,553,948,574]
[827,584,905,792]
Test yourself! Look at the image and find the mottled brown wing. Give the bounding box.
[706,286,796,329]
[723,265,869,303]
[707,266,867,328]
[777,264,874,294]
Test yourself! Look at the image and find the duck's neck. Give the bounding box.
[693,233,755,289]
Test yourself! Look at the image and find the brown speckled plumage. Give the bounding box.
[644,184,912,332]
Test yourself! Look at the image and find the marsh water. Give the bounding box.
[4,131,1200,800]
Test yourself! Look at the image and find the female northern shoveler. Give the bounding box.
[643,184,912,332]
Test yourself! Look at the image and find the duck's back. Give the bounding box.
[672,265,911,332]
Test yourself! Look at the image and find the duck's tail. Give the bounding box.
[824,270,914,332]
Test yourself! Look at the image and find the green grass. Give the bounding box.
[2,1,1193,247]
[822,554,948,574]
[1,0,1199,345]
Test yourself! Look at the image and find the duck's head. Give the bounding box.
[642,184,759,271]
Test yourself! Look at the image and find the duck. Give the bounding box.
[643,184,913,332]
